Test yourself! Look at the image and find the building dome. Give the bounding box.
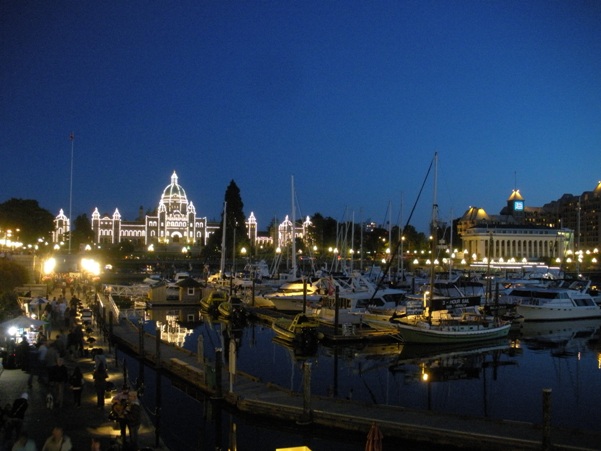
[462,206,490,222]
[160,171,189,215]
[594,181,601,195]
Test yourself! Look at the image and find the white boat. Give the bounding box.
[509,285,601,321]
[386,309,512,344]
[263,279,323,312]
[263,274,365,313]
[312,286,407,325]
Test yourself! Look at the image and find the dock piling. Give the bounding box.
[542,388,552,450]
[297,362,312,425]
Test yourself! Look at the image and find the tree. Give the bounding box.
[309,213,338,250]
[202,180,250,261]
[0,259,28,321]
[71,214,94,250]
[0,198,54,245]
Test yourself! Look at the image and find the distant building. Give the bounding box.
[539,182,601,251]
[53,172,259,248]
[52,171,309,250]
[457,182,601,261]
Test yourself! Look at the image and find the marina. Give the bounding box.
[99,288,601,450]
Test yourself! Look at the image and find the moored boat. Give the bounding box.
[272,313,321,348]
[507,285,601,321]
[217,297,249,325]
[376,308,511,344]
[200,290,228,314]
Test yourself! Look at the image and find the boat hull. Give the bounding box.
[272,320,320,349]
[393,321,511,344]
[515,304,601,321]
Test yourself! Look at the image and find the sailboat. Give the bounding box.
[364,153,511,344]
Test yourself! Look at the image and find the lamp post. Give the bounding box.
[68,132,74,254]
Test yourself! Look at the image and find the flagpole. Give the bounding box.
[68,132,74,254]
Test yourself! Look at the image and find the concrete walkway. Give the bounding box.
[0,292,166,451]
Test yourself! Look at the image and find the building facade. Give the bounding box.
[457,182,601,262]
[52,171,310,251]
[457,189,573,261]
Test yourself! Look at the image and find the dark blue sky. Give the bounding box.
[2,1,600,233]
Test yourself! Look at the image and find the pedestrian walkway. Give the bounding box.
[0,290,166,451]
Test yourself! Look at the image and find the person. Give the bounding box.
[36,338,49,385]
[26,346,39,388]
[73,326,85,358]
[123,391,141,449]
[69,366,84,407]
[48,358,68,409]
[93,350,107,371]
[16,336,31,371]
[41,426,72,451]
[109,386,129,443]
[4,393,29,441]
[92,362,108,409]
[11,430,37,451]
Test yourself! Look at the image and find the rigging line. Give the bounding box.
[370,154,435,300]
[359,370,379,405]
[382,200,392,228]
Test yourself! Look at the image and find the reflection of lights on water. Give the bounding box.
[420,363,429,382]
[159,315,192,347]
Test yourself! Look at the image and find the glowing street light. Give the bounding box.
[43,258,56,275]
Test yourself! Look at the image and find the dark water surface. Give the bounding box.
[120,315,601,450]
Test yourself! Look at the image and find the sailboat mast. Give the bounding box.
[429,152,439,316]
[220,201,227,276]
[291,175,297,277]
[350,211,355,272]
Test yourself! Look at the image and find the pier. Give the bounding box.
[103,298,601,451]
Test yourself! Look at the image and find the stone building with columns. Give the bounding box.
[457,188,577,261]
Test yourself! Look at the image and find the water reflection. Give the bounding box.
[516,318,601,356]
[138,306,601,447]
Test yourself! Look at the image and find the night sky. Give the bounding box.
[1,1,600,233]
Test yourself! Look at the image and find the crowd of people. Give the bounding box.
[0,289,147,451]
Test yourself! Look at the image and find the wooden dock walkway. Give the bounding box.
[109,317,601,451]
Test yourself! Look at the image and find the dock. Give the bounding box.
[107,308,601,450]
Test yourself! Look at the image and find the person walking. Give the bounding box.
[48,358,68,409]
[68,366,84,407]
[123,391,141,450]
[110,386,129,444]
[4,393,29,441]
[92,362,108,409]
[41,426,72,451]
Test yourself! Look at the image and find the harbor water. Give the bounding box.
[120,313,601,450]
